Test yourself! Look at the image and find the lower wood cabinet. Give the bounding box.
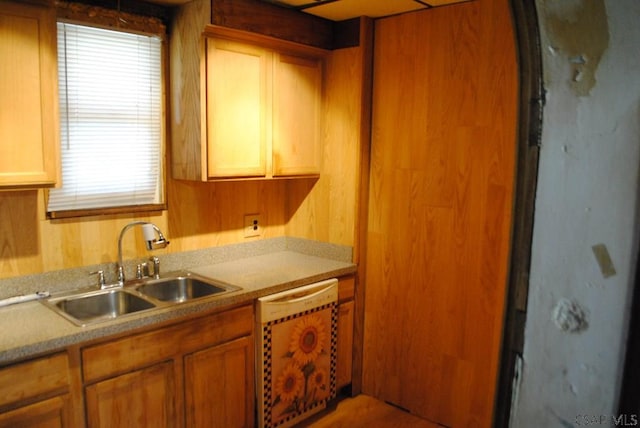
[0,352,76,428]
[337,276,355,391]
[82,304,255,428]
[185,336,254,427]
[0,395,71,428]
[85,362,176,428]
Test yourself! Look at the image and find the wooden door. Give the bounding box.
[85,362,176,428]
[206,38,268,178]
[272,52,322,176]
[184,336,254,428]
[337,300,354,390]
[0,1,59,188]
[362,1,518,427]
[0,396,71,428]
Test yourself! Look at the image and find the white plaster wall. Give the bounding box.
[513,1,640,426]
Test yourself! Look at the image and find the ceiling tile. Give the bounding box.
[302,0,427,20]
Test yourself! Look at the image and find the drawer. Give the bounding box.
[0,353,70,408]
[338,276,355,302]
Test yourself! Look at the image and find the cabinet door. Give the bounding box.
[185,336,254,428]
[272,52,322,177]
[85,362,176,428]
[205,38,267,178]
[337,300,354,390]
[0,395,71,428]
[0,1,59,187]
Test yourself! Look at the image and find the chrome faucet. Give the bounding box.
[117,221,170,285]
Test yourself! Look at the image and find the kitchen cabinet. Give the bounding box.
[171,24,325,181]
[86,362,176,427]
[337,276,355,391]
[0,0,59,188]
[271,51,323,176]
[185,336,253,427]
[0,352,74,427]
[82,304,254,428]
[205,37,268,178]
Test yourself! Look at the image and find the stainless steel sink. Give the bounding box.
[42,271,240,327]
[135,273,240,303]
[44,288,156,326]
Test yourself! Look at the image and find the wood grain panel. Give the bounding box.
[0,1,59,188]
[206,38,268,178]
[337,300,354,390]
[285,45,364,246]
[0,191,42,277]
[184,336,254,428]
[212,0,334,49]
[272,52,323,176]
[0,353,70,408]
[362,1,518,427]
[0,395,71,428]
[170,0,210,181]
[85,362,176,428]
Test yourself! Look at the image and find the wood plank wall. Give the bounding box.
[0,181,288,279]
[362,0,518,426]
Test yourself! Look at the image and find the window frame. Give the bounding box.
[46,3,168,220]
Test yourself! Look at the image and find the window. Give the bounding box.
[47,22,165,217]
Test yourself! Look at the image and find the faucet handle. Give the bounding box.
[89,270,106,288]
[149,256,160,279]
[141,262,150,278]
[117,265,125,286]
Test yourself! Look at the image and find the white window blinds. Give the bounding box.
[48,22,164,214]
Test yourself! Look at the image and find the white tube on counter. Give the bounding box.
[0,291,50,308]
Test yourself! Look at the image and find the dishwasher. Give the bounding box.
[256,278,338,428]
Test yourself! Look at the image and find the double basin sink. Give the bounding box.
[42,272,240,327]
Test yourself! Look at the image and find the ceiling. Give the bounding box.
[147,0,470,21]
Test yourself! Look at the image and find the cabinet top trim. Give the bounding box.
[203,25,329,58]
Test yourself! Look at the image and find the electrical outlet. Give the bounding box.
[244,214,262,238]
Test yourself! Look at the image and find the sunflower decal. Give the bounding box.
[274,363,304,404]
[289,314,326,365]
[270,309,334,424]
[310,368,328,390]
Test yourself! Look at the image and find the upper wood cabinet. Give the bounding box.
[0,1,59,189]
[272,52,323,176]
[205,37,268,178]
[171,24,326,181]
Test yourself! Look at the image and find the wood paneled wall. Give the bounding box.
[0,179,287,279]
[362,1,518,426]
